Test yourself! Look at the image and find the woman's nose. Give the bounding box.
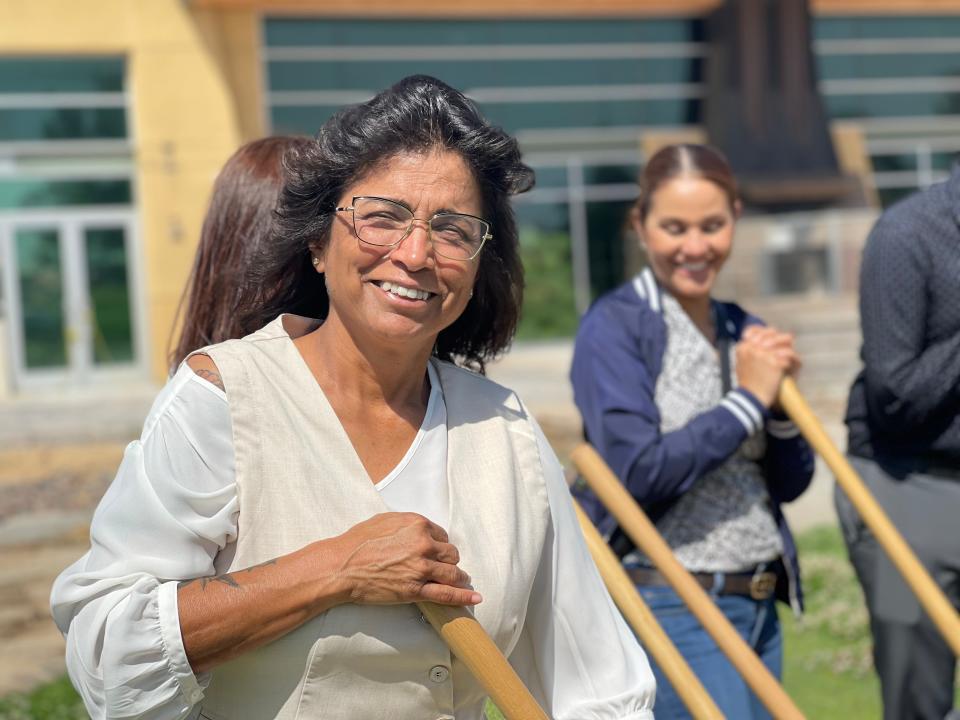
[390,220,434,268]
[681,231,709,257]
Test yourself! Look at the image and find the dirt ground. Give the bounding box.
[0,442,124,696]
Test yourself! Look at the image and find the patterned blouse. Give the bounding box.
[624,291,783,572]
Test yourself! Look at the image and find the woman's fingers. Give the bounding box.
[419,582,483,606]
[335,512,477,606]
[431,541,461,565]
[423,518,450,544]
[774,347,802,374]
[742,325,793,350]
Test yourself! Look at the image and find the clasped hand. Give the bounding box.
[333,512,482,607]
[735,324,802,408]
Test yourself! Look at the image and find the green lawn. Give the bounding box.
[780,525,880,718]
[0,677,86,720]
[4,525,954,720]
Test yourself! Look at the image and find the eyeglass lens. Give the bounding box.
[351,196,487,260]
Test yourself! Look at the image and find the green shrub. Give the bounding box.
[516,227,578,340]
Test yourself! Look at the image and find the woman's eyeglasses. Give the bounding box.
[335,196,491,261]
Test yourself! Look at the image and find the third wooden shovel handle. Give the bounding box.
[778,377,960,657]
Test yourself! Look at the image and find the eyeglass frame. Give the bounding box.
[334,195,493,261]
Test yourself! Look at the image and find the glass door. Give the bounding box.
[83,224,137,370]
[1,211,142,389]
[12,226,68,374]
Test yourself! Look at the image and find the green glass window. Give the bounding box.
[0,58,123,93]
[85,228,134,365]
[16,228,67,370]
[932,152,958,170]
[872,154,918,174]
[819,54,960,82]
[525,166,568,189]
[265,18,703,139]
[268,58,699,93]
[0,179,131,209]
[826,93,960,119]
[266,18,699,47]
[0,57,126,141]
[814,16,960,40]
[272,99,700,137]
[0,107,126,142]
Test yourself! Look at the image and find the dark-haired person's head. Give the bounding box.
[242,75,534,371]
[171,135,312,369]
[631,143,740,304]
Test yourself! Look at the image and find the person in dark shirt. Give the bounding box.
[839,163,960,720]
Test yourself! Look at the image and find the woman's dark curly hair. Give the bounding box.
[238,75,534,371]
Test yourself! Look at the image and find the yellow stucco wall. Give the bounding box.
[0,0,263,382]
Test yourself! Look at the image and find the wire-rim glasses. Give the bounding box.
[335,196,492,261]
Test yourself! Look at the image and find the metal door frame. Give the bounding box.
[0,206,145,391]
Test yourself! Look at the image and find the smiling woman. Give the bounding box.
[51,75,656,720]
[571,144,816,719]
[314,150,483,355]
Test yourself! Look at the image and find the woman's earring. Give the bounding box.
[312,257,320,267]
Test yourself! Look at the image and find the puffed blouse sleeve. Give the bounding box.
[50,365,239,720]
[507,416,657,719]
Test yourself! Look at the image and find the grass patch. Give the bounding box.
[780,524,880,718]
[485,699,505,719]
[0,677,87,720]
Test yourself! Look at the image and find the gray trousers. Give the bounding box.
[835,455,960,720]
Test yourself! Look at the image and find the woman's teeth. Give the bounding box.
[681,261,708,272]
[380,281,431,301]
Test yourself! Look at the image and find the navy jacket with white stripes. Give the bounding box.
[570,269,814,611]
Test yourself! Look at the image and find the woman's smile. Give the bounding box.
[372,279,438,303]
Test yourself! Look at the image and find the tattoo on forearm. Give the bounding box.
[179,575,240,591]
[178,559,278,592]
[194,368,225,391]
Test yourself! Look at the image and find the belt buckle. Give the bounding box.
[749,571,777,600]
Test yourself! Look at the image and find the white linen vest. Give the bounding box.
[196,316,549,720]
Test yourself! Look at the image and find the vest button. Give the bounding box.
[429,665,450,683]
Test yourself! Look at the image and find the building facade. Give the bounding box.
[1,0,959,393]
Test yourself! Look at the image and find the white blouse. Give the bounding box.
[50,364,655,720]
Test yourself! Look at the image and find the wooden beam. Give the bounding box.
[190,0,960,16]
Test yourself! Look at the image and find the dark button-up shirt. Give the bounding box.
[846,164,960,468]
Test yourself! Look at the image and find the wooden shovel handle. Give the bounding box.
[572,443,805,720]
[778,377,960,657]
[416,602,548,720]
[574,501,725,719]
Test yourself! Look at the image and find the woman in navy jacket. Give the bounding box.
[571,144,814,719]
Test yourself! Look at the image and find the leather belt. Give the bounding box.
[627,565,779,601]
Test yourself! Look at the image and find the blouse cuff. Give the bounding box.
[157,581,208,707]
[559,691,655,720]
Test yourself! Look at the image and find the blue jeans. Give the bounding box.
[637,582,783,720]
